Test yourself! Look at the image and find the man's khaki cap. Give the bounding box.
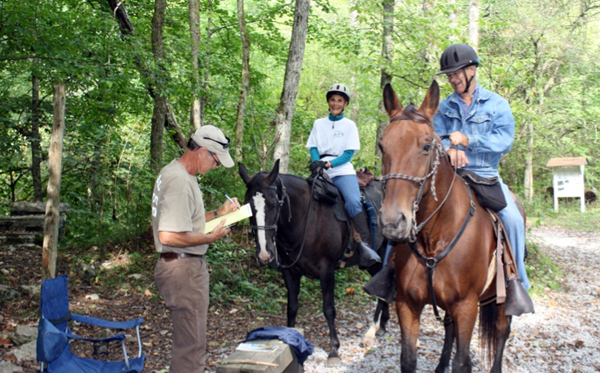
[191,125,234,168]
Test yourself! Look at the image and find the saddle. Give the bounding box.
[306,172,376,269]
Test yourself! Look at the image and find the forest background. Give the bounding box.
[1,0,599,250]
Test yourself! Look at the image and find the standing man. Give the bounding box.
[151,125,240,373]
[433,43,530,291]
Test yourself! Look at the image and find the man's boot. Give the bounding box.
[351,211,381,269]
[363,263,396,303]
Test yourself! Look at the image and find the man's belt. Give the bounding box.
[159,252,204,261]
[320,154,338,159]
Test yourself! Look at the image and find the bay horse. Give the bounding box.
[239,160,389,366]
[379,81,512,372]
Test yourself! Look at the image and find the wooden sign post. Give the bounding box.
[546,157,588,213]
[42,83,66,280]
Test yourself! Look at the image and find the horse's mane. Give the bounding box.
[402,104,432,126]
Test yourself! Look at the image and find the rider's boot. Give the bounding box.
[363,263,396,303]
[351,211,381,269]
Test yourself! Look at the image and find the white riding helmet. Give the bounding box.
[326,83,351,102]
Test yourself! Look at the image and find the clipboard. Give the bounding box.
[204,203,253,233]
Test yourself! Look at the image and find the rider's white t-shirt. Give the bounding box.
[306,116,361,178]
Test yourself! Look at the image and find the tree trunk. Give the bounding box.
[469,0,479,48]
[150,0,168,172]
[31,74,43,201]
[273,0,310,173]
[189,0,201,129]
[235,0,251,163]
[448,0,458,41]
[42,83,66,280]
[200,0,213,126]
[524,121,534,202]
[106,0,187,151]
[87,140,103,212]
[376,0,394,157]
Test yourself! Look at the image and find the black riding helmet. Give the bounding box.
[437,43,480,74]
[438,44,479,94]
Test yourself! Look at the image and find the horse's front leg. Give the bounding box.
[319,267,341,366]
[363,299,390,345]
[282,269,301,327]
[435,313,455,373]
[450,299,479,373]
[397,302,421,373]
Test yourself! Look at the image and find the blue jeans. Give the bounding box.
[331,175,362,217]
[498,180,530,290]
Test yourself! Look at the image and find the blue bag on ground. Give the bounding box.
[245,326,314,365]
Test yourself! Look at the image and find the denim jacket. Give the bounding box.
[433,83,515,178]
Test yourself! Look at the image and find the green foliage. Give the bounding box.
[1,0,599,257]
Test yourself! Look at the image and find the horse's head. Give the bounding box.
[378,81,442,242]
[239,160,283,263]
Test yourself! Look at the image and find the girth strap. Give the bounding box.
[409,188,476,321]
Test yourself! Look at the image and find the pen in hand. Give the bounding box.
[223,192,240,210]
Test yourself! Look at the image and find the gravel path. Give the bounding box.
[300,226,600,372]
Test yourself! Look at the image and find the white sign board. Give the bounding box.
[552,165,585,212]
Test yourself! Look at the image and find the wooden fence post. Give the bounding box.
[42,83,66,280]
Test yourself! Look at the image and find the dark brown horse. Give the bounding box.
[239,160,390,366]
[379,82,511,372]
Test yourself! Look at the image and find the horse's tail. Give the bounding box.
[478,301,498,366]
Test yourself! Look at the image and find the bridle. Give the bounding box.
[381,109,457,243]
[249,177,312,270]
[249,177,291,233]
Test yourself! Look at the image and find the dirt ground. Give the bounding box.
[1,225,599,372]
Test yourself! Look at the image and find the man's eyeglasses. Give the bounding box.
[209,151,221,167]
[445,69,464,80]
[203,136,230,150]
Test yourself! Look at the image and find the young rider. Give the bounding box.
[306,83,381,269]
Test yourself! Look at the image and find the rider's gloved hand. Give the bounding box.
[309,160,327,175]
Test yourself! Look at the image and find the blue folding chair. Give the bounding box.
[36,275,145,373]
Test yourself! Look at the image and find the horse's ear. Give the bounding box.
[266,159,280,185]
[419,80,440,123]
[239,162,251,185]
[383,83,403,118]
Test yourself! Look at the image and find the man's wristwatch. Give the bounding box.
[213,210,220,218]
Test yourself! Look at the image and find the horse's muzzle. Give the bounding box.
[380,211,412,241]
[382,224,411,242]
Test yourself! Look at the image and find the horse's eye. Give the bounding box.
[423,144,431,152]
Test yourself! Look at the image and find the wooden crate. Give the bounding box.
[216,339,303,373]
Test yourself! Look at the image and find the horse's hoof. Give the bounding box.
[376,327,386,337]
[326,357,342,367]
